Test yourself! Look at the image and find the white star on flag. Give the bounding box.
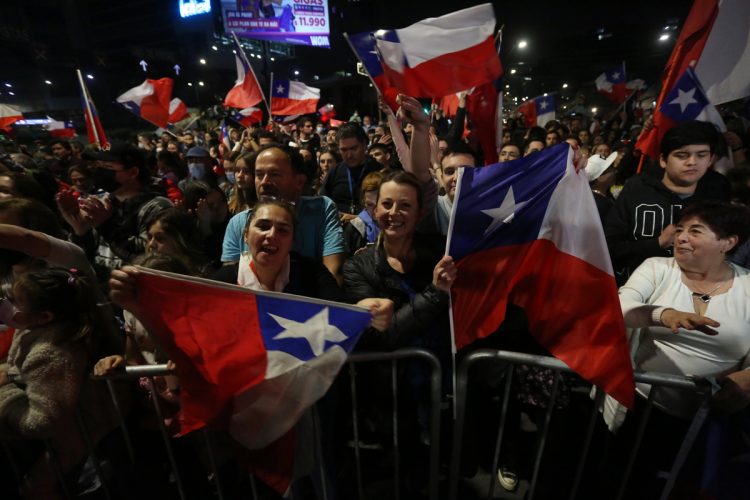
[539,100,548,110]
[480,185,528,236]
[610,71,620,80]
[276,84,285,94]
[669,87,698,113]
[270,308,348,357]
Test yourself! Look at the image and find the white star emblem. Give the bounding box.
[669,87,698,113]
[270,308,348,357]
[276,84,285,94]
[538,100,548,110]
[480,186,528,236]
[610,71,620,80]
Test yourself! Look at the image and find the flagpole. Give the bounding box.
[342,32,384,100]
[76,68,101,148]
[268,72,274,125]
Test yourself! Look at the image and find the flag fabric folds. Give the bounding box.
[168,98,189,124]
[447,144,635,408]
[225,34,265,110]
[77,70,109,149]
[635,0,750,159]
[349,3,501,99]
[131,267,372,443]
[0,104,23,133]
[271,80,320,116]
[346,31,400,110]
[46,116,77,138]
[517,94,555,128]
[229,106,263,127]
[659,68,725,130]
[116,78,174,128]
[595,63,630,103]
[466,81,503,165]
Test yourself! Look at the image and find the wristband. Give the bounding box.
[651,306,670,326]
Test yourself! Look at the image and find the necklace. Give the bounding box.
[691,282,724,303]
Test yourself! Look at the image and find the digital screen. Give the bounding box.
[179,0,211,18]
[222,0,331,48]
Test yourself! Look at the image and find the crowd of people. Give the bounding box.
[0,86,749,499]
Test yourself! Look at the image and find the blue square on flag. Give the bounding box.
[660,68,710,122]
[272,80,291,98]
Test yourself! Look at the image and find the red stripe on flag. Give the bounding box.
[453,240,635,408]
[271,97,319,116]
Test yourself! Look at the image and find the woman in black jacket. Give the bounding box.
[343,171,456,351]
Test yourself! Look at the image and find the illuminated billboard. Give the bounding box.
[221,0,330,48]
[179,0,211,18]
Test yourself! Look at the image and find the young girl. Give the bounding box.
[0,268,119,498]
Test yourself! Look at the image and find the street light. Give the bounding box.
[294,70,300,76]
[659,34,670,42]
[188,82,193,87]
[44,80,52,85]
[518,40,528,49]
[86,74,94,80]
[510,68,517,74]
[211,45,218,51]
[591,107,598,114]
[3,83,10,88]
[198,81,205,87]
[199,58,207,64]
[562,83,568,89]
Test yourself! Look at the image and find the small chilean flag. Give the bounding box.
[271,80,320,116]
[230,106,263,127]
[595,63,631,104]
[46,116,77,138]
[116,78,174,128]
[225,33,265,110]
[364,3,501,99]
[0,104,23,133]
[168,98,190,124]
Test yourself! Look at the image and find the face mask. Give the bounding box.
[188,163,206,180]
[0,299,22,329]
[93,168,120,192]
[225,172,236,184]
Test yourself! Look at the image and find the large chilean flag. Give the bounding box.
[116,78,174,128]
[447,144,635,408]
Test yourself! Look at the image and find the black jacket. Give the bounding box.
[320,159,382,214]
[604,171,730,282]
[343,234,449,351]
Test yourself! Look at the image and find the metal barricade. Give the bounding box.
[448,349,713,500]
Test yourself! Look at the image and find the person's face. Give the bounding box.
[441,153,474,201]
[593,135,604,146]
[673,216,736,268]
[595,144,611,158]
[69,171,93,194]
[319,153,337,176]
[300,121,314,137]
[146,221,181,256]
[326,129,338,144]
[71,143,83,157]
[205,189,228,222]
[362,189,378,219]
[0,176,15,199]
[375,180,420,241]
[437,140,449,161]
[167,143,179,154]
[545,132,559,147]
[183,133,194,144]
[338,137,367,168]
[254,148,304,200]
[375,126,386,137]
[659,144,713,188]
[369,148,389,166]
[498,145,521,163]
[51,143,69,159]
[363,116,372,126]
[524,141,544,157]
[502,132,511,145]
[578,130,590,144]
[245,205,294,269]
[234,158,253,189]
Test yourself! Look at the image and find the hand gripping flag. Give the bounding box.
[595,63,631,104]
[636,0,750,159]
[132,267,371,444]
[225,34,265,110]
[271,80,320,116]
[116,78,174,128]
[447,144,635,408]
[349,3,501,99]
[517,94,555,128]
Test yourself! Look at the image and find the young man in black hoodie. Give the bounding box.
[604,120,730,284]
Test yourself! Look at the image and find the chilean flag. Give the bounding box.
[271,80,320,116]
[370,4,501,99]
[447,144,635,408]
[0,103,23,133]
[225,33,265,110]
[116,78,174,128]
[595,63,630,103]
[636,0,750,159]
[131,267,372,492]
[517,94,555,128]
[167,98,189,124]
[46,116,77,138]
[347,30,400,111]
[229,106,263,127]
[77,70,109,149]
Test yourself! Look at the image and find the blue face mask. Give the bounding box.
[225,172,236,184]
[188,163,206,180]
